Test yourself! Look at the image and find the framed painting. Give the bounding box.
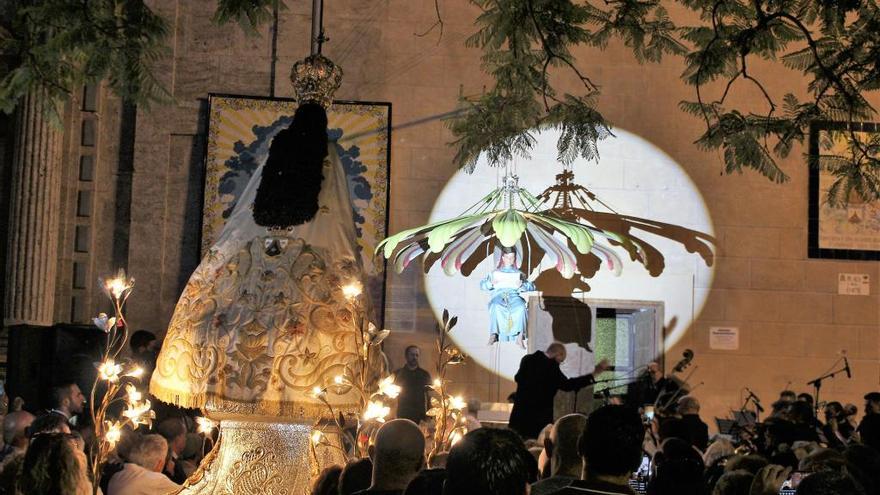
[808,120,880,260]
[202,94,392,323]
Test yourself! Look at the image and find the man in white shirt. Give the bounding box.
[48,383,85,426]
[107,434,180,495]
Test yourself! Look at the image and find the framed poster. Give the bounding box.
[203,94,392,323]
[808,121,880,260]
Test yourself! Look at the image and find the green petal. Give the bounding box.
[378,216,482,258]
[526,213,595,254]
[492,209,527,247]
[427,214,492,253]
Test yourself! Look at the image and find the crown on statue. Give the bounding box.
[290,54,343,108]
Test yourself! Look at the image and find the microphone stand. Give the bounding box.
[739,392,763,423]
[807,362,849,417]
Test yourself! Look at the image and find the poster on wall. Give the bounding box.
[808,121,880,260]
[202,94,392,323]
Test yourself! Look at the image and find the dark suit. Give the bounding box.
[625,375,680,411]
[679,414,710,452]
[508,351,595,439]
[859,413,880,452]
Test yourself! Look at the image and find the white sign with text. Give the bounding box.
[709,327,739,351]
[838,273,870,296]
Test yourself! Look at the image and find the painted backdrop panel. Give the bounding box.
[202,95,391,322]
[809,121,880,260]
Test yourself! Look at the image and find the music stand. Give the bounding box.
[733,410,757,427]
[715,418,736,436]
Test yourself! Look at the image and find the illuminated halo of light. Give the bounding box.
[425,127,715,381]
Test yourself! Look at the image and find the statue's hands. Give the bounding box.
[593,359,611,375]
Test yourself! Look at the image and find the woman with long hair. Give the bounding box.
[17,432,93,495]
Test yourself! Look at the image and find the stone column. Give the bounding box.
[3,91,62,326]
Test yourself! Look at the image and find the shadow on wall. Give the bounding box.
[176,99,211,298]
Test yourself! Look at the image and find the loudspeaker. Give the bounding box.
[6,323,105,413]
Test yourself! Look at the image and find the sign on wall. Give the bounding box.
[202,94,392,324]
[838,273,871,296]
[709,326,739,351]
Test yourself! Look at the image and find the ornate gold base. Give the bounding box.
[178,419,345,495]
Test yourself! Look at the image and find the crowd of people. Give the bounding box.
[0,387,207,494]
[305,343,880,495]
[310,390,880,495]
[0,329,210,495]
[2,336,880,495]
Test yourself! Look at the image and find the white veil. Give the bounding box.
[209,141,360,266]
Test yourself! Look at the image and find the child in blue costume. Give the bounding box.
[481,246,535,348]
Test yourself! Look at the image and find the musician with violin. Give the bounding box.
[625,350,693,415]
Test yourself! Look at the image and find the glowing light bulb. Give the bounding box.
[105,422,122,446]
[449,395,466,411]
[196,417,217,434]
[98,360,122,382]
[125,384,142,403]
[377,376,401,399]
[122,400,153,427]
[101,269,134,300]
[342,282,363,299]
[363,401,390,423]
[311,430,324,445]
[124,367,144,379]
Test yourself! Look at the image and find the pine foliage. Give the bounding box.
[453,0,880,205]
[0,0,170,116]
[0,0,283,115]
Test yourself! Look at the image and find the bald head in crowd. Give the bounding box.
[2,411,34,450]
[677,395,700,415]
[545,413,587,478]
[368,419,425,492]
[545,343,567,363]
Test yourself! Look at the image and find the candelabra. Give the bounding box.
[426,310,467,465]
[309,281,399,466]
[88,270,154,494]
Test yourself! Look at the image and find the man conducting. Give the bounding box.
[509,342,609,439]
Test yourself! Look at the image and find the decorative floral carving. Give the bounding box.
[224,448,290,495]
[151,235,361,414]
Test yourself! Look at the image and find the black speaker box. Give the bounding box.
[6,323,106,413]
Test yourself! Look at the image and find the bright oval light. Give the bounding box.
[425,127,714,380]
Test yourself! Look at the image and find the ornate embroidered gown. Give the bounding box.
[150,144,366,418]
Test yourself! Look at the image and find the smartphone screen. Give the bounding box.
[779,471,809,494]
[635,454,651,478]
[629,454,651,495]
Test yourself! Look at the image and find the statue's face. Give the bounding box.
[501,252,515,267]
[263,238,289,257]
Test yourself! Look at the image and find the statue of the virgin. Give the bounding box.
[482,245,535,349]
[150,54,371,494]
